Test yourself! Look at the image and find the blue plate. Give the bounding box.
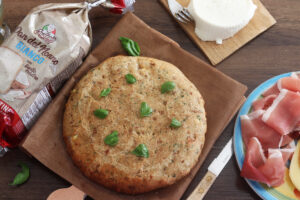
[233,72,298,200]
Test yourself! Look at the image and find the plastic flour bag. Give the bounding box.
[0,0,135,156]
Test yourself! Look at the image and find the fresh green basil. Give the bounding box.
[119,37,140,56]
[9,163,30,186]
[125,74,136,84]
[140,102,152,117]
[100,88,111,97]
[132,144,149,158]
[161,81,176,93]
[170,118,181,128]
[104,131,119,146]
[94,109,109,119]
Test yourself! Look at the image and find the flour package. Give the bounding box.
[0,0,135,156]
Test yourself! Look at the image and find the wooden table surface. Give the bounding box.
[0,0,299,199]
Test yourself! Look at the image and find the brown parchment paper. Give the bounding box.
[20,12,247,200]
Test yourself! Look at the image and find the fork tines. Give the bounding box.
[175,8,193,23]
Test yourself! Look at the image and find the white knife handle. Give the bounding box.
[187,171,217,200]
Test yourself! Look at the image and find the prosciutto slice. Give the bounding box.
[262,72,300,97]
[241,137,285,187]
[252,95,277,111]
[240,73,300,187]
[258,149,285,186]
[241,110,292,150]
[262,89,300,135]
[295,123,300,131]
[278,77,300,92]
[268,141,296,164]
[241,137,268,183]
[289,131,300,140]
[262,84,280,97]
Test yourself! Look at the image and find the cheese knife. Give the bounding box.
[187,138,233,200]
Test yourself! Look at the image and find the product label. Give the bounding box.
[15,26,58,65]
[21,87,52,129]
[0,2,92,151]
[0,99,26,148]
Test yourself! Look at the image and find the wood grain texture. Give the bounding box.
[187,171,217,200]
[159,0,276,65]
[0,0,300,200]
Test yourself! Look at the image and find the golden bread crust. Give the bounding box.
[63,56,206,194]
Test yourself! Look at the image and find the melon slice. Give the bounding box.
[274,168,298,199]
[289,141,300,191]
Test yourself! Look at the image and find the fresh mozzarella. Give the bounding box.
[188,0,257,44]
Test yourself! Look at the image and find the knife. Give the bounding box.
[187,138,233,200]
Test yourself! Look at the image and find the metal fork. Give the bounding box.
[167,0,193,23]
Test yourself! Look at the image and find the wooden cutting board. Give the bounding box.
[159,0,276,65]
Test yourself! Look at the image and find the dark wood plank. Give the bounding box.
[1,0,300,199]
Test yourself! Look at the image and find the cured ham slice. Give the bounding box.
[262,72,300,97]
[262,89,300,135]
[290,72,300,79]
[278,77,300,92]
[262,84,280,97]
[240,73,300,187]
[252,95,277,111]
[289,131,300,140]
[295,123,300,131]
[241,110,292,150]
[258,149,285,186]
[241,137,268,183]
[241,137,285,187]
[268,141,296,164]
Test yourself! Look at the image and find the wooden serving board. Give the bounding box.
[159,0,277,65]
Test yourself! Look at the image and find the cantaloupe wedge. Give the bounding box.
[274,168,298,199]
[290,141,300,191]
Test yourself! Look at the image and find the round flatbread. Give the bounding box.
[63,56,206,194]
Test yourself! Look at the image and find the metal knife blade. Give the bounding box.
[187,138,233,200]
[208,138,233,176]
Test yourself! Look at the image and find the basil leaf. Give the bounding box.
[170,118,181,128]
[132,41,141,55]
[132,144,149,158]
[119,37,140,56]
[104,131,119,146]
[140,102,152,117]
[9,163,30,186]
[125,74,136,84]
[94,109,109,119]
[160,81,176,93]
[161,81,176,93]
[100,88,111,97]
